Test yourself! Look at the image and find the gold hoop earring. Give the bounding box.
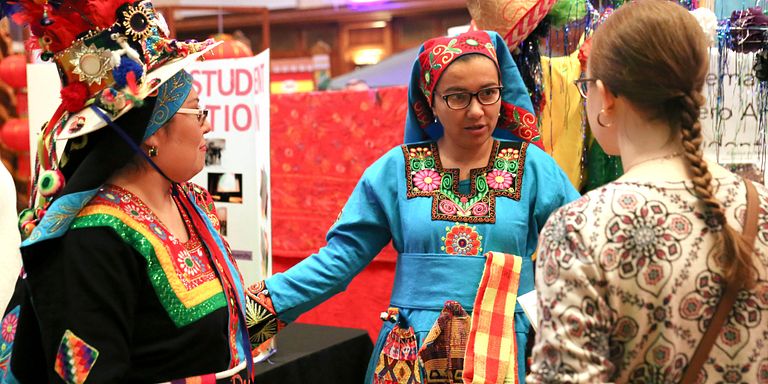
[148,146,158,157]
[597,109,612,128]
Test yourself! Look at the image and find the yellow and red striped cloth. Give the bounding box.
[463,252,523,384]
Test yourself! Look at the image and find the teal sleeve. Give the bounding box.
[264,168,393,323]
[531,146,582,234]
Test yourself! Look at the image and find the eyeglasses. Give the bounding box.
[440,86,503,110]
[176,108,209,126]
[573,78,596,98]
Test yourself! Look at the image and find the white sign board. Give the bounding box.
[701,49,766,165]
[188,50,271,285]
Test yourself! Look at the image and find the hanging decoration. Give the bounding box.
[0,54,27,89]
[0,118,29,153]
[698,4,768,184]
[756,48,768,81]
[728,7,768,53]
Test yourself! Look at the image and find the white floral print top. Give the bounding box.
[528,176,768,384]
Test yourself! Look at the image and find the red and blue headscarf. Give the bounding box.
[404,30,543,148]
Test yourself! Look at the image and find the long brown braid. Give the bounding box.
[590,0,756,287]
[679,91,755,287]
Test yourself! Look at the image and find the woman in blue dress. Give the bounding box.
[259,30,580,383]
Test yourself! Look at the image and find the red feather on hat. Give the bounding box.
[11,0,132,53]
[84,0,132,28]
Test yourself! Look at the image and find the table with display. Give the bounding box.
[253,323,374,383]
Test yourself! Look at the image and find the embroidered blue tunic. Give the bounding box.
[265,139,580,383]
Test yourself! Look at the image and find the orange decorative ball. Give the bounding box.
[203,34,253,60]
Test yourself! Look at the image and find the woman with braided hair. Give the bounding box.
[528,0,768,382]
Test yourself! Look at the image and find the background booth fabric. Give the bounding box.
[270,87,406,338]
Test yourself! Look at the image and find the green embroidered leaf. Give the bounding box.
[494,158,507,171]
[423,157,436,169]
[513,109,521,122]
[411,158,424,172]
[475,174,489,195]
[508,160,519,173]
[440,173,454,197]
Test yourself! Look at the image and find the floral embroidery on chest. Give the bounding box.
[97,187,218,290]
[442,223,483,255]
[403,140,527,223]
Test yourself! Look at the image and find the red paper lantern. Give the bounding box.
[15,152,30,180]
[16,91,28,116]
[0,55,28,90]
[1,118,30,152]
[203,35,253,60]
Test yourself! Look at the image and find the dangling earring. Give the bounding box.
[148,146,158,157]
[597,109,612,128]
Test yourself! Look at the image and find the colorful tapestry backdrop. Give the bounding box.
[270,86,407,339]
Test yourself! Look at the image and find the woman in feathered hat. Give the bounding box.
[253,30,580,384]
[1,1,280,382]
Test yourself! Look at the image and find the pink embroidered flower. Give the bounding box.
[486,169,513,190]
[438,200,458,215]
[413,170,441,192]
[471,202,489,217]
[2,312,17,343]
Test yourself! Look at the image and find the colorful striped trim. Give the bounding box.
[504,0,558,48]
[54,330,99,384]
[72,207,227,327]
[463,252,523,383]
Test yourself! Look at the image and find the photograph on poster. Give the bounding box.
[216,205,228,236]
[205,138,226,166]
[208,172,244,203]
[232,250,253,261]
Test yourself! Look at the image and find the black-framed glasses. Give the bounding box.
[440,86,503,110]
[177,108,210,126]
[573,78,596,98]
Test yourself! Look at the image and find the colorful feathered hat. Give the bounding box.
[9,0,217,139]
[3,0,219,241]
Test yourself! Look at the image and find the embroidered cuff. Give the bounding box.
[245,281,286,347]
